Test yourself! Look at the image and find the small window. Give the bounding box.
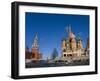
[67,54,72,57]
[64,54,66,57]
[32,53,35,58]
[63,49,66,52]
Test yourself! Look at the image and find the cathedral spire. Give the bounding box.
[67,25,75,39]
[77,34,83,49]
[67,25,71,37]
[32,34,39,49]
[68,25,71,33]
[86,38,89,49]
[77,34,81,41]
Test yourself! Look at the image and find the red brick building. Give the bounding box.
[25,34,42,61]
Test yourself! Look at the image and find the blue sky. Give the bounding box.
[25,12,89,59]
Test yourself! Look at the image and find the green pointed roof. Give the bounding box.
[77,34,82,41]
[66,39,69,44]
[62,37,66,41]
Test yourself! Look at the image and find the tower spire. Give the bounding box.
[77,34,83,49]
[32,34,39,49]
[68,25,71,34]
[66,25,71,37]
[86,38,89,49]
[66,25,76,39]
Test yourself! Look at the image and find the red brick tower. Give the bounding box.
[31,34,42,60]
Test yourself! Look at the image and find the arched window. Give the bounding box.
[63,49,66,52]
[64,54,66,57]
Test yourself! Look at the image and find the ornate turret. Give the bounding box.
[66,39,70,50]
[70,38,76,50]
[67,25,71,39]
[62,38,67,52]
[67,25,76,50]
[86,38,89,50]
[32,34,39,50]
[77,34,83,49]
[31,34,42,60]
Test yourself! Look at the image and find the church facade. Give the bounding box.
[61,26,89,62]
